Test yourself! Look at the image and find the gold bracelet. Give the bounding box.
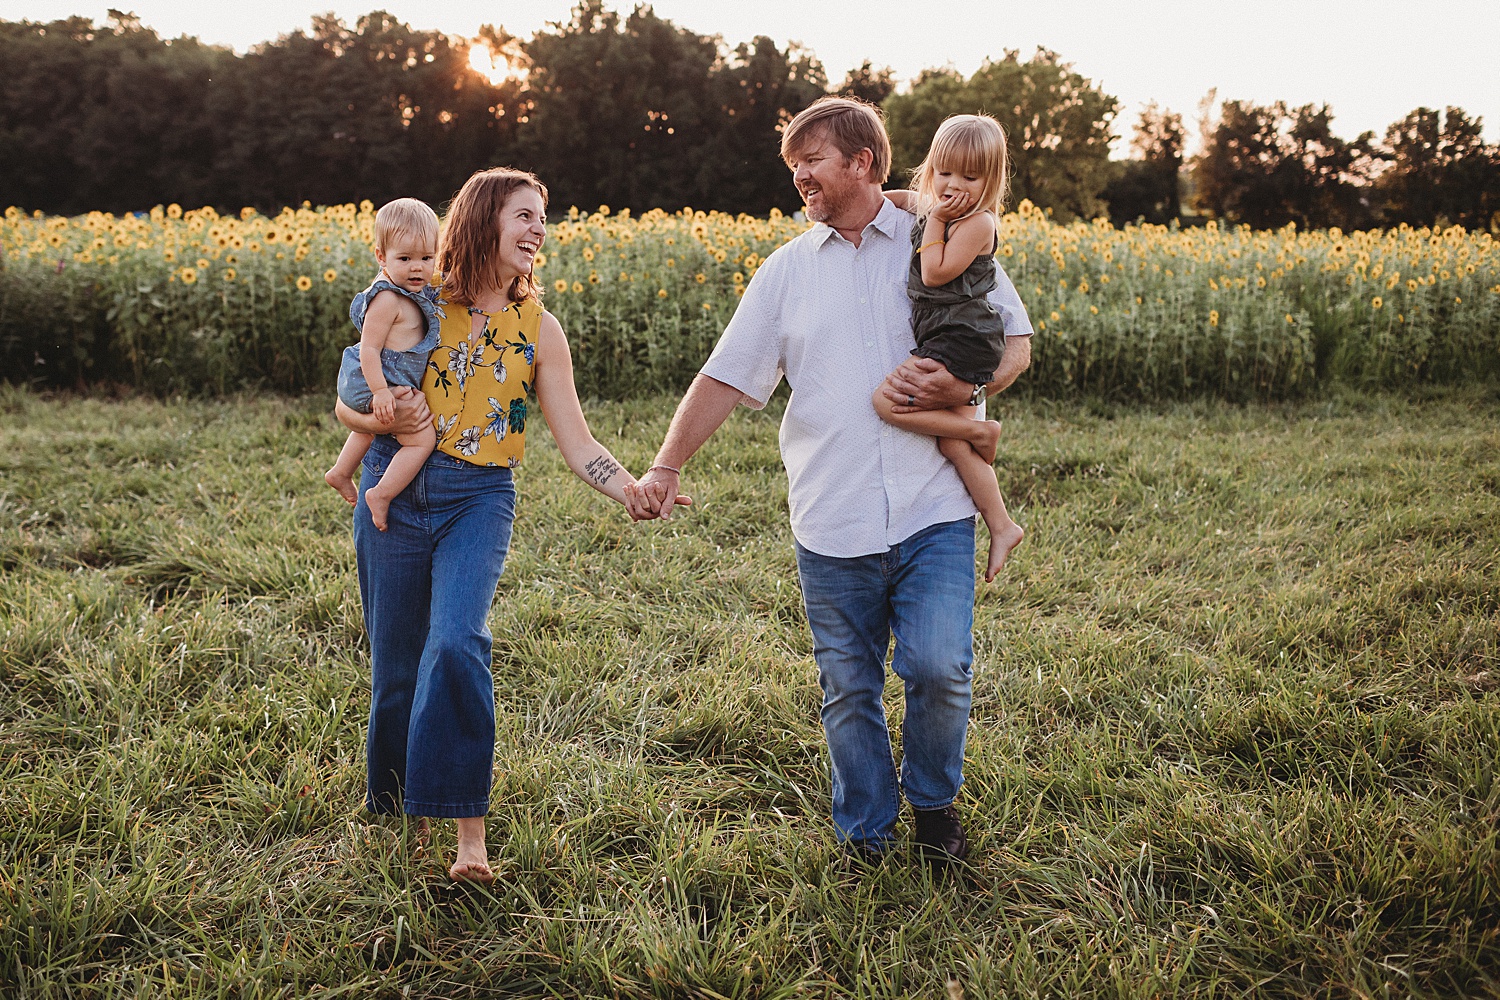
[916,240,945,254]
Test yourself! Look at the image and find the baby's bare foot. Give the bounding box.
[325,467,357,504]
[366,490,392,532]
[984,519,1025,582]
[973,420,1003,465]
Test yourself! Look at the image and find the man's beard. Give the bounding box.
[801,182,854,224]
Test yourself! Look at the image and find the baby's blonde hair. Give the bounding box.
[909,114,1009,220]
[373,198,439,254]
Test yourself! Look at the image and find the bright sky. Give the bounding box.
[8,0,1497,152]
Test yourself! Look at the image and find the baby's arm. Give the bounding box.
[884,189,915,211]
[358,291,403,424]
[918,204,996,288]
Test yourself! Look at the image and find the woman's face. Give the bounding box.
[498,187,547,281]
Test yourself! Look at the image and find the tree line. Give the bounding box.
[3,4,1498,230]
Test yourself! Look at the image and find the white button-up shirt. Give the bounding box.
[701,198,1034,558]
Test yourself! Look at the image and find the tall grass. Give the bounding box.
[1,385,1497,996]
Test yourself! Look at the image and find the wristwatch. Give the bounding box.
[968,382,988,407]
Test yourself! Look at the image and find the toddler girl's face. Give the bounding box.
[378,238,437,292]
[932,167,984,206]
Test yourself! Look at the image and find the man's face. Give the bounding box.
[787,136,866,226]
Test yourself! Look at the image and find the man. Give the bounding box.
[627,96,1032,865]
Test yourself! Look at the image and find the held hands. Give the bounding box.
[880,358,973,413]
[623,466,693,522]
[371,386,396,425]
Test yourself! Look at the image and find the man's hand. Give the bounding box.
[624,467,692,521]
[880,357,971,413]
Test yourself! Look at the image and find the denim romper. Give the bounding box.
[337,278,442,413]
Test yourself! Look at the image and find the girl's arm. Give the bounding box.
[883,189,915,211]
[358,292,401,423]
[919,202,996,287]
[533,312,683,510]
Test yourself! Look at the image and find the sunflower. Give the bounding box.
[554,279,568,293]
[180,267,198,284]
[657,288,668,299]
[571,281,584,294]
[1371,296,1383,309]
[296,275,313,291]
[324,269,338,283]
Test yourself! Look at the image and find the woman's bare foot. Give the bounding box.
[365,489,392,532]
[971,420,1003,465]
[984,519,1025,582]
[325,467,357,504]
[449,817,493,884]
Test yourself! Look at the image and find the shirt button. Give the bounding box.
[860,298,867,304]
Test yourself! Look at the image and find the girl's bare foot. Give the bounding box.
[972,420,1003,465]
[984,519,1025,582]
[325,467,357,504]
[449,818,493,884]
[366,490,392,532]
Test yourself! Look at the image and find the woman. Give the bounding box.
[335,167,687,881]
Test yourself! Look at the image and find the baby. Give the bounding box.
[324,198,441,531]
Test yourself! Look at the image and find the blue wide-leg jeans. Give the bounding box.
[354,436,516,818]
[794,517,976,849]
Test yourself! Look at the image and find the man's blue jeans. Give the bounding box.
[354,436,516,819]
[795,517,976,849]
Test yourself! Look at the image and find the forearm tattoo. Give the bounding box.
[584,455,622,488]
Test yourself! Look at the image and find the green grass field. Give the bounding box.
[1,386,1497,998]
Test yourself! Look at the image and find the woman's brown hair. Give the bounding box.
[438,167,548,307]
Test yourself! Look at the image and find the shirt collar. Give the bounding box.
[809,194,904,248]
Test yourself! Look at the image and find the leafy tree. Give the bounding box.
[518,1,720,213]
[209,11,518,211]
[1101,103,1183,226]
[0,12,230,215]
[1194,99,1377,230]
[699,37,827,214]
[885,50,1118,221]
[1377,106,1499,229]
[835,60,894,106]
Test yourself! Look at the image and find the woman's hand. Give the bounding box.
[335,387,431,435]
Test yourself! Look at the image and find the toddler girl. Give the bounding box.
[877,114,1025,582]
[324,198,441,531]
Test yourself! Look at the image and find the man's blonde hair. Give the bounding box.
[373,198,439,253]
[780,96,891,183]
[910,114,1009,219]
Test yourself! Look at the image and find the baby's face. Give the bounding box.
[378,238,437,292]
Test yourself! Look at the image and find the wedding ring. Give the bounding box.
[907,394,915,407]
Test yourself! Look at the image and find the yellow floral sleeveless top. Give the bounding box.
[421,295,539,468]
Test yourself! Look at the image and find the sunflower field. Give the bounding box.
[1,200,1496,400]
